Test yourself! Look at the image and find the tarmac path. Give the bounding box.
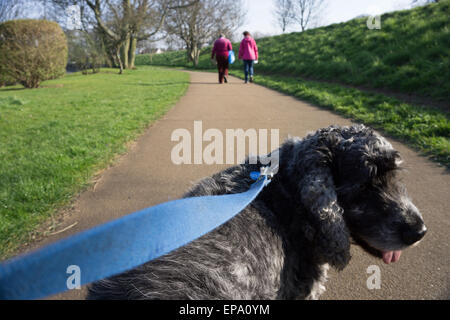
[22,71,448,300]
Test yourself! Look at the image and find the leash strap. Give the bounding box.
[0,174,271,300]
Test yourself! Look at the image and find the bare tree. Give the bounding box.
[0,0,16,22]
[165,0,246,66]
[252,31,272,40]
[412,0,439,3]
[1,1,66,23]
[67,28,109,74]
[0,0,28,22]
[164,34,185,51]
[412,0,439,6]
[274,0,294,33]
[293,0,325,32]
[49,0,198,73]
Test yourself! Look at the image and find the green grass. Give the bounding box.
[0,66,189,259]
[137,0,450,102]
[136,2,449,168]
[231,70,449,167]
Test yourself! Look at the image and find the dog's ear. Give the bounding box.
[334,136,401,194]
[370,149,402,175]
[296,144,351,270]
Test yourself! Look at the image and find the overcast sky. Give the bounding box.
[241,0,416,36]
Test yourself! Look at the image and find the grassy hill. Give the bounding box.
[137,0,449,102]
[136,1,449,167]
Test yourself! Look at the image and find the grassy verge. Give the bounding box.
[0,66,189,259]
[137,62,449,168]
[230,70,449,167]
[137,1,449,103]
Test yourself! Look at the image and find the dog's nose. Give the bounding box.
[402,225,427,245]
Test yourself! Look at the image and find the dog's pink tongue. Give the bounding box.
[382,251,402,264]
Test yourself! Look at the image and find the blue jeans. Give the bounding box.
[243,60,254,81]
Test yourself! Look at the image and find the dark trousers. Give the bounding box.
[216,55,229,83]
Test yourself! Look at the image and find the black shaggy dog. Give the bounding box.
[88,125,426,300]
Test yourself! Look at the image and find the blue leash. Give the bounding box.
[0,172,271,300]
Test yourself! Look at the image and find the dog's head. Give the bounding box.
[285,125,426,269]
[333,126,427,264]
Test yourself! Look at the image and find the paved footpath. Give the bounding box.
[24,71,448,300]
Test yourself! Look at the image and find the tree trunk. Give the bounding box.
[193,44,201,67]
[186,45,192,63]
[188,44,200,67]
[106,51,116,68]
[120,36,130,70]
[116,46,124,74]
[128,36,137,69]
[193,48,199,67]
[120,0,132,69]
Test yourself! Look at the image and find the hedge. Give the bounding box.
[0,19,68,88]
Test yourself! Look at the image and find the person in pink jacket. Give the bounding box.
[238,31,258,83]
[211,34,232,84]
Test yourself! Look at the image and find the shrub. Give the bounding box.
[0,19,68,88]
[0,72,16,87]
[67,29,108,75]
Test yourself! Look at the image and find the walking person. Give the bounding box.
[238,31,259,84]
[211,34,232,84]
